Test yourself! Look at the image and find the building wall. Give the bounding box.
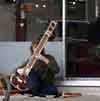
[0,4,15,41]
[0,41,64,78]
[24,0,61,41]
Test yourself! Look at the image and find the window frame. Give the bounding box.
[58,0,100,87]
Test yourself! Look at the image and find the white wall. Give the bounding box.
[0,42,64,78]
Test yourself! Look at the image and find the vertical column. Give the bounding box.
[86,0,96,22]
[16,1,26,41]
[95,0,100,18]
[62,0,66,78]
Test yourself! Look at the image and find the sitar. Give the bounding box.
[10,21,57,91]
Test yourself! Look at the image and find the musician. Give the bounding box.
[25,41,60,97]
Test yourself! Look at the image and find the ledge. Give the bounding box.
[56,79,100,87]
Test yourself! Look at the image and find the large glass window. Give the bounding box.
[65,0,100,79]
[67,0,86,20]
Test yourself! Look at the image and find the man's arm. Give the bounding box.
[46,55,60,74]
[35,54,60,74]
[37,54,49,64]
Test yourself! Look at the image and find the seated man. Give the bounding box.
[26,42,60,97]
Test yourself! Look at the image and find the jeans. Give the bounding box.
[26,69,58,96]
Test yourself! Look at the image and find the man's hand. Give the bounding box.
[35,54,49,64]
[17,68,24,75]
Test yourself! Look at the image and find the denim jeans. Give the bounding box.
[26,69,58,96]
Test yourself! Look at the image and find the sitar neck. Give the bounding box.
[24,21,57,74]
[34,21,57,54]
